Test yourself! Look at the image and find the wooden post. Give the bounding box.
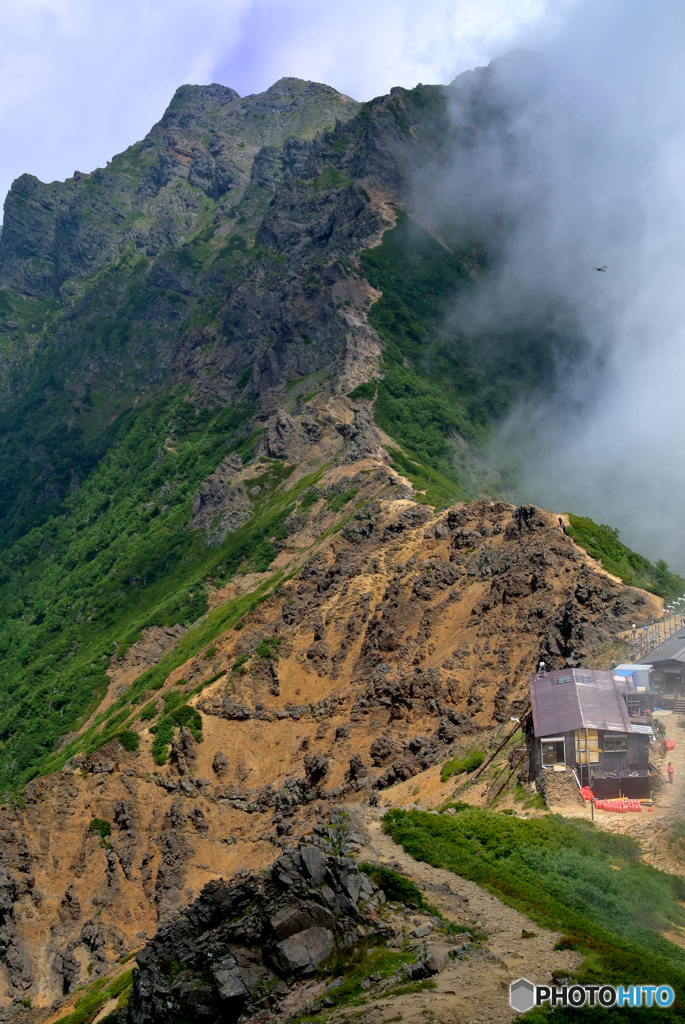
[471,708,530,781]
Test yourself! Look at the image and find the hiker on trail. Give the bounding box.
[558,516,563,526]
[668,763,675,784]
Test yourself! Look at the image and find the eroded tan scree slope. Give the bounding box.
[0,494,657,1007]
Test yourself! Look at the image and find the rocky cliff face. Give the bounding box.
[124,826,377,1024]
[0,79,360,298]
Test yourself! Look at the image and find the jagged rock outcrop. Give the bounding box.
[123,832,379,1024]
[0,497,659,1010]
[212,751,230,777]
[154,800,195,927]
[186,458,252,544]
[0,80,360,299]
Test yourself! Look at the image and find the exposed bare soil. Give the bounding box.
[0,482,660,1008]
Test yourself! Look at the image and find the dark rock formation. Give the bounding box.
[123,835,379,1024]
[187,458,252,544]
[303,753,329,786]
[212,751,230,776]
[154,800,194,927]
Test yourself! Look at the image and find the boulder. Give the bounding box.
[211,960,249,1001]
[301,845,327,885]
[407,948,446,979]
[303,752,329,785]
[212,750,230,776]
[273,926,334,976]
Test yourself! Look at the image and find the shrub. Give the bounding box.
[88,817,111,840]
[327,488,358,512]
[299,488,320,512]
[138,700,158,722]
[149,703,203,764]
[347,381,377,401]
[256,637,281,661]
[116,730,139,752]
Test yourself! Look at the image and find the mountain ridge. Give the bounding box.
[0,63,682,1017]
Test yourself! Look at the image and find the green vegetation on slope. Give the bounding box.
[51,968,133,1024]
[567,515,685,600]
[0,239,219,554]
[384,807,685,1020]
[440,749,484,782]
[359,213,585,496]
[0,384,313,795]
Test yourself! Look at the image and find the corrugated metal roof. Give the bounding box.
[637,628,685,665]
[529,668,643,737]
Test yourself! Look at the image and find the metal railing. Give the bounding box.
[627,603,685,660]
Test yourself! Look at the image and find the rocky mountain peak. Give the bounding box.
[161,82,242,124]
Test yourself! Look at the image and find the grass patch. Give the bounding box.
[566,514,685,600]
[514,782,545,810]
[440,750,484,782]
[327,488,358,512]
[359,863,424,908]
[54,969,133,1024]
[383,807,685,1016]
[387,980,437,997]
[318,940,417,1011]
[149,702,202,765]
[138,700,158,722]
[299,487,320,512]
[385,447,466,509]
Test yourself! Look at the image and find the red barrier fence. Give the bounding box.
[593,799,642,812]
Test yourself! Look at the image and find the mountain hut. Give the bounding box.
[527,667,654,799]
[636,627,685,710]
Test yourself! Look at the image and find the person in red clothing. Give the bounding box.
[667,763,675,784]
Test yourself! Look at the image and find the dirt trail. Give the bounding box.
[348,809,581,1024]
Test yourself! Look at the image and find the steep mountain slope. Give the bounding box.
[567,515,685,598]
[0,484,658,1006]
[0,65,602,799]
[0,61,679,1015]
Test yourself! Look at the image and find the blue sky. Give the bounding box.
[0,0,561,211]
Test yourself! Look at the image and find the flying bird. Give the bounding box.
[594,265,608,272]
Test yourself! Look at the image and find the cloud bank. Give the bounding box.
[416,0,685,570]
